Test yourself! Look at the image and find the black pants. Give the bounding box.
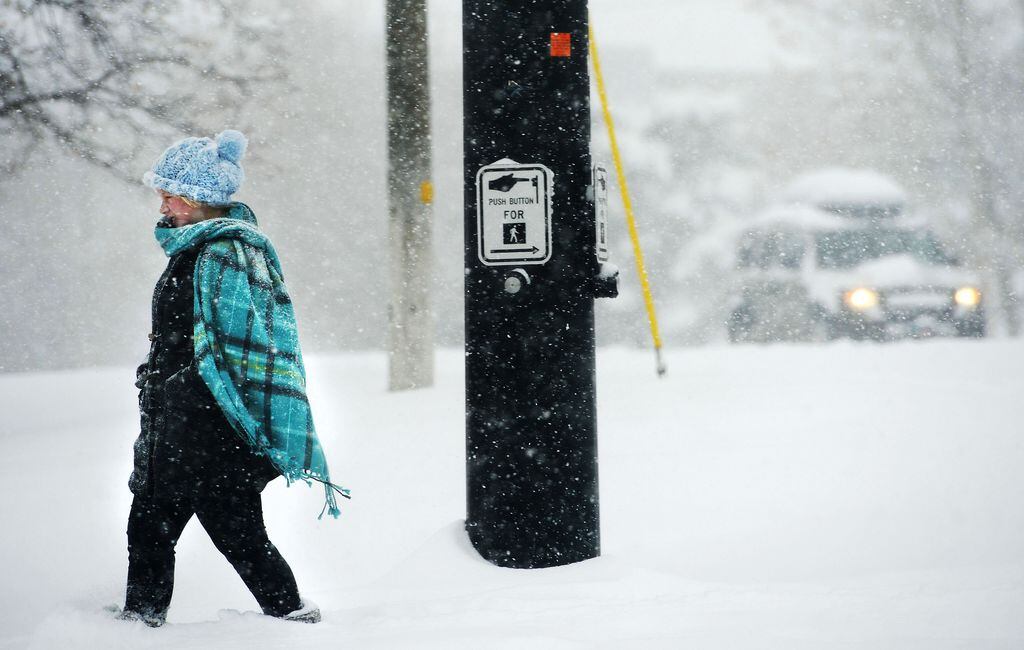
[125,492,302,620]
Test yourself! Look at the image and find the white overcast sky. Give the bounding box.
[586,0,805,72]
[336,0,808,73]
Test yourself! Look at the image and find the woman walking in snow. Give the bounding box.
[121,130,347,627]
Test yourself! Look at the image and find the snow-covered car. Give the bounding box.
[727,170,986,343]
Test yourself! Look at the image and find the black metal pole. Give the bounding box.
[464,0,606,568]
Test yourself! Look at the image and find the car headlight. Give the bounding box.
[954,286,981,308]
[844,287,879,311]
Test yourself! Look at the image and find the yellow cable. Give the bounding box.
[588,21,667,376]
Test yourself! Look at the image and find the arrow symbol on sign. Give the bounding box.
[490,246,540,254]
[488,173,532,193]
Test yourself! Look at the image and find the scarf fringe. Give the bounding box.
[316,479,352,520]
[265,448,346,521]
[281,470,352,520]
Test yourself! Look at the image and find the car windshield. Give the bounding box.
[737,230,805,270]
[815,229,959,269]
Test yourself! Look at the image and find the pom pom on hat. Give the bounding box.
[142,129,248,205]
[216,130,247,164]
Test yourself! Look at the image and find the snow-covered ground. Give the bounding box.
[1,342,1023,649]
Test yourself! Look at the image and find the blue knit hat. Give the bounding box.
[142,130,248,206]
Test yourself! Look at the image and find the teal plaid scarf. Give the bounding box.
[155,203,349,518]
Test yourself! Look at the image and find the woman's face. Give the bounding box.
[157,190,200,228]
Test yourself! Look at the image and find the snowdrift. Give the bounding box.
[1,343,1022,649]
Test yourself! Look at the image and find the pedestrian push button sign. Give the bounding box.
[594,164,610,262]
[477,159,553,266]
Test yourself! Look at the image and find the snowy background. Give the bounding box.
[2,0,1024,647]
[3,0,1023,370]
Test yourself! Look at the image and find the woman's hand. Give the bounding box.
[135,361,151,389]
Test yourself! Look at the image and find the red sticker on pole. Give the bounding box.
[550,32,571,57]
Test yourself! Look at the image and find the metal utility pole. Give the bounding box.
[463,0,617,568]
[386,0,434,391]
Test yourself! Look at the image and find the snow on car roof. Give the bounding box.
[750,204,853,231]
[747,203,929,233]
[779,168,908,208]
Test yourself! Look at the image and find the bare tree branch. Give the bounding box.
[0,0,288,181]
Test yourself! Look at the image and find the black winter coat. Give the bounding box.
[129,234,279,498]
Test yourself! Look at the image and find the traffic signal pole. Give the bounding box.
[464,0,616,568]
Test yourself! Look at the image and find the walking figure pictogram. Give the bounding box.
[503,223,525,245]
